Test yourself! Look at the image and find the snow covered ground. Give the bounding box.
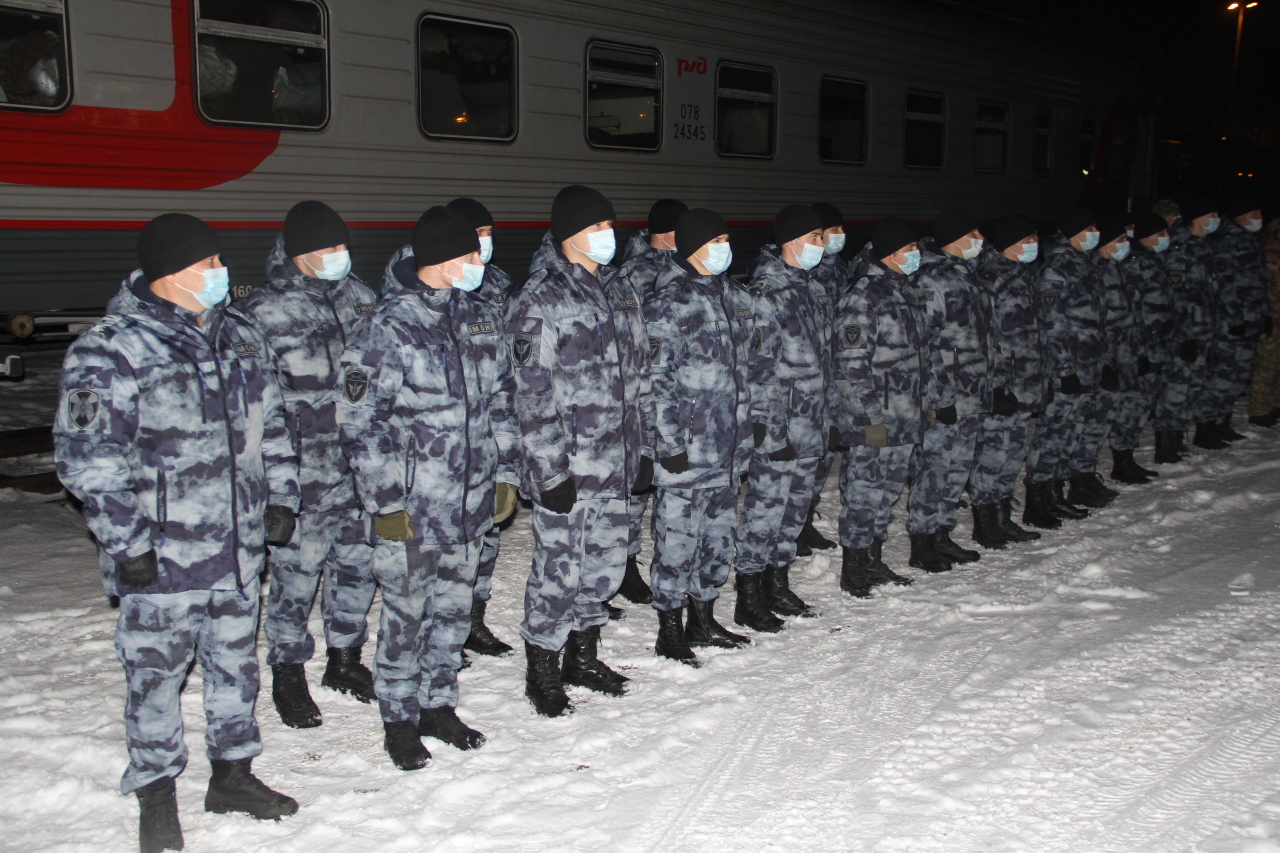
[2,386,1280,851]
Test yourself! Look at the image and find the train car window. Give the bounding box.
[195,0,328,129]
[819,77,867,165]
[419,16,516,142]
[1080,115,1097,175]
[0,0,69,112]
[904,90,945,169]
[716,62,775,158]
[973,101,1008,173]
[586,42,660,151]
[1033,108,1052,176]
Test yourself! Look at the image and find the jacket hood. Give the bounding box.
[623,229,651,262]
[379,244,417,298]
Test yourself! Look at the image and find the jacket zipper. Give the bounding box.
[210,323,245,598]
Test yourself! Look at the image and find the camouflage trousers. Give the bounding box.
[649,484,738,612]
[264,506,375,665]
[969,412,1032,507]
[737,454,821,574]
[371,537,481,722]
[1250,336,1280,417]
[839,444,912,549]
[1070,391,1112,474]
[628,490,651,558]
[1154,354,1207,433]
[1196,341,1256,422]
[808,450,836,512]
[521,499,629,651]
[1108,378,1155,452]
[1026,389,1085,483]
[474,526,499,602]
[907,415,981,535]
[115,578,262,794]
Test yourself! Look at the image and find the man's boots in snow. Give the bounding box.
[1219,417,1247,442]
[1110,449,1152,484]
[617,555,653,605]
[684,595,749,648]
[562,626,628,695]
[463,599,513,656]
[868,539,912,586]
[1193,421,1229,449]
[934,529,980,563]
[762,564,815,617]
[1153,431,1183,464]
[1249,409,1280,428]
[1050,479,1090,519]
[321,646,375,703]
[1021,482,1063,530]
[840,547,875,598]
[971,503,1009,549]
[382,721,430,770]
[908,533,952,573]
[797,509,836,551]
[524,641,571,717]
[1068,471,1113,508]
[136,776,183,853]
[655,607,700,667]
[271,663,321,729]
[418,705,486,750]
[999,498,1041,542]
[204,759,298,818]
[734,572,785,632]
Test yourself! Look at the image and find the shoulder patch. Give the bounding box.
[648,336,662,362]
[619,296,639,309]
[67,389,100,430]
[492,293,508,305]
[343,369,369,403]
[1042,291,1058,307]
[842,324,863,347]
[355,302,377,317]
[231,342,259,356]
[817,295,830,305]
[88,314,122,337]
[752,327,763,350]
[512,333,534,367]
[736,308,752,319]
[467,322,495,336]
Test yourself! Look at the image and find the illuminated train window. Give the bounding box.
[586,41,661,151]
[419,15,516,142]
[1033,108,1053,175]
[819,77,868,165]
[195,0,328,129]
[973,101,1009,174]
[904,90,945,169]
[716,62,776,159]
[0,0,70,112]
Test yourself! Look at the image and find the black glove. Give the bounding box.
[631,456,654,494]
[539,478,577,514]
[1178,340,1199,363]
[768,442,797,462]
[934,404,958,426]
[264,505,296,546]
[1100,365,1120,393]
[659,452,689,475]
[992,387,1018,416]
[752,422,766,448]
[828,425,846,452]
[1263,317,1274,338]
[118,549,159,588]
[1229,323,1247,338]
[1137,355,1152,377]
[1060,373,1083,395]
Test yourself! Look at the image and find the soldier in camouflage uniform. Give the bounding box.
[504,185,656,717]
[338,207,520,769]
[1249,218,1280,426]
[970,216,1046,545]
[235,201,378,730]
[1127,214,1178,466]
[832,217,928,596]
[54,214,300,853]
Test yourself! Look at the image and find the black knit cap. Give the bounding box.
[551,184,616,242]
[1097,214,1130,248]
[1133,213,1168,241]
[283,200,350,258]
[987,215,1038,253]
[648,198,687,234]
[1057,207,1096,240]
[675,208,729,259]
[773,204,823,247]
[871,217,918,261]
[933,208,979,249]
[447,197,494,229]
[1179,197,1219,223]
[412,206,480,267]
[138,213,222,283]
[811,202,844,230]
[1225,197,1263,219]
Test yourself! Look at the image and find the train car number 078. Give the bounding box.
[674,105,706,141]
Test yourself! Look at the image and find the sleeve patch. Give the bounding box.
[842,324,863,347]
[343,369,369,403]
[512,332,535,367]
[648,336,662,362]
[67,389,101,430]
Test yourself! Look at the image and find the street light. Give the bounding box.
[1226,1,1260,139]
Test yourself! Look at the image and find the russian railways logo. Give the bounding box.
[677,57,708,76]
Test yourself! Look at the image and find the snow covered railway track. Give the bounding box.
[0,427,61,495]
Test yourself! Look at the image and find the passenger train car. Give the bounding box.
[0,0,1153,340]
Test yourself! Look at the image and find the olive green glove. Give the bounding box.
[494,483,518,525]
[374,510,414,541]
[864,423,889,450]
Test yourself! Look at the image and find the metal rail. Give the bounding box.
[0,427,62,494]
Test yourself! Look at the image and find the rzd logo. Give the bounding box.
[677,57,707,77]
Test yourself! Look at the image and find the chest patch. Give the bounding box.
[1217,260,1228,273]
[1042,291,1057,307]
[916,292,928,305]
[648,336,662,362]
[355,302,377,317]
[231,342,259,356]
[619,296,639,309]
[67,389,100,430]
[468,322,495,336]
[343,369,369,403]
[842,325,862,347]
[817,295,830,305]
[752,328,763,351]
[492,293,508,305]
[512,333,534,367]
[736,308,752,320]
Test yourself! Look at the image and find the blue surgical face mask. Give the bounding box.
[448,260,485,292]
[961,237,984,261]
[1110,241,1131,262]
[1079,231,1100,251]
[179,265,229,310]
[574,229,616,265]
[1244,218,1263,233]
[824,233,846,255]
[1202,216,1220,235]
[312,249,351,281]
[1153,235,1170,253]
[899,249,921,275]
[478,235,494,264]
[795,241,824,270]
[702,242,733,275]
[1126,228,1135,239]
[1016,242,1039,264]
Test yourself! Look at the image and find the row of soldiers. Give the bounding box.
[52,187,1272,853]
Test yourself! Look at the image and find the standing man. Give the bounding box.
[505,185,655,717]
[236,201,378,729]
[1127,214,1178,466]
[1249,218,1280,427]
[55,214,300,853]
[339,207,520,769]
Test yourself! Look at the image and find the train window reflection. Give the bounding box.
[419,16,516,142]
[1080,115,1097,174]
[0,0,69,112]
[195,0,328,129]
[1033,108,1052,175]
[819,77,867,165]
[904,90,945,169]
[716,62,775,158]
[973,101,1009,173]
[586,42,660,151]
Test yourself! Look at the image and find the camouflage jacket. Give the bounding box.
[974,250,1048,410]
[528,230,559,279]
[338,254,519,547]
[1096,255,1142,390]
[1266,220,1280,322]
[473,261,517,311]
[1127,245,1177,366]
[621,228,651,263]
[748,246,838,459]
[616,238,675,304]
[504,243,656,502]
[1035,231,1107,387]
[644,254,756,489]
[55,272,299,597]
[833,260,927,447]
[810,251,846,326]
[910,238,992,416]
[1212,221,1271,340]
[1162,221,1218,349]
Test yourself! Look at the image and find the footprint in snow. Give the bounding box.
[1228,573,1255,596]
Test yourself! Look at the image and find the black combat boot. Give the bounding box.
[136,776,183,853]
[1068,472,1112,509]
[970,503,1009,550]
[1021,482,1062,530]
[321,646,375,703]
[1153,431,1183,464]
[562,626,628,695]
[271,663,321,729]
[762,564,816,617]
[908,532,952,573]
[868,539,912,586]
[417,706,486,750]
[1173,431,1189,454]
[1249,410,1280,428]
[204,759,298,818]
[617,555,653,605]
[733,572,785,632]
[463,599,513,656]
[684,595,749,648]
[381,721,430,770]
[1087,471,1120,499]
[604,601,626,620]
[1193,421,1228,449]
[1219,417,1247,442]
[524,642,572,717]
[1050,479,1090,519]
[655,607,701,667]
[999,498,1041,542]
[839,547,875,598]
[934,528,980,563]
[1109,449,1152,484]
[796,508,836,551]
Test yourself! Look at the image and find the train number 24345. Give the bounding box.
[673,104,706,141]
